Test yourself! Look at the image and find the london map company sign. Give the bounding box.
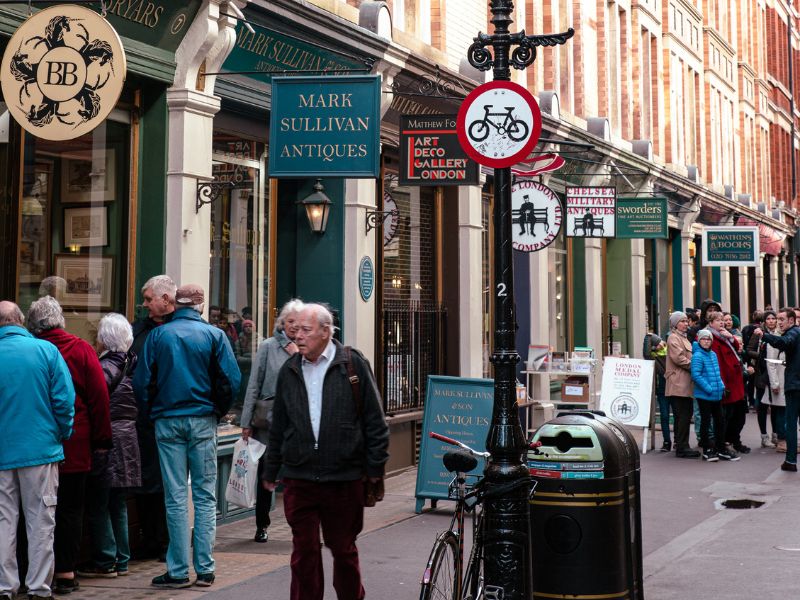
[268,75,380,177]
[399,115,478,186]
[702,226,760,267]
[1,5,126,141]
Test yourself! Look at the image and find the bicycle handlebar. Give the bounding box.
[430,432,540,456]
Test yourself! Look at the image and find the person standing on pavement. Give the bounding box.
[691,329,726,462]
[28,296,112,595]
[133,284,241,589]
[665,312,700,458]
[707,311,748,458]
[644,333,672,452]
[756,308,800,472]
[130,275,176,561]
[240,299,304,544]
[757,311,783,449]
[78,314,141,578]
[0,301,75,600]
[263,303,390,600]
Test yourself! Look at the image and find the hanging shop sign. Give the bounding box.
[511,180,563,252]
[701,226,759,267]
[599,357,653,428]
[456,80,542,168]
[1,5,127,141]
[358,256,375,302]
[736,217,786,256]
[565,186,617,238]
[399,114,478,186]
[104,0,201,53]
[268,75,381,177]
[616,198,668,239]
[382,190,400,247]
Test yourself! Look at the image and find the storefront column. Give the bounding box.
[527,249,550,399]
[679,231,695,311]
[458,184,484,378]
[738,268,750,322]
[719,266,731,310]
[343,179,378,365]
[585,238,604,354]
[754,254,766,309]
[769,256,780,307]
[630,239,647,358]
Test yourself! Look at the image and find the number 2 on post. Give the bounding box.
[496,283,507,297]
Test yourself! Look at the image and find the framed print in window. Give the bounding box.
[61,150,116,203]
[54,254,114,310]
[64,206,108,247]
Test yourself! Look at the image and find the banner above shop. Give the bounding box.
[616,198,668,239]
[565,186,617,238]
[104,0,201,53]
[736,217,786,256]
[1,5,127,141]
[268,75,381,177]
[511,180,563,252]
[399,115,478,186]
[702,226,760,267]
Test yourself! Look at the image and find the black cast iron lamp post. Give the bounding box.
[466,2,573,598]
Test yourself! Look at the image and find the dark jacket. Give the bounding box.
[760,325,800,393]
[100,351,141,489]
[38,328,112,473]
[264,339,389,483]
[709,329,744,404]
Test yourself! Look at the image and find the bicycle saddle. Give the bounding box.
[443,450,478,473]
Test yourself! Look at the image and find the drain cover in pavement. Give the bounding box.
[721,498,764,509]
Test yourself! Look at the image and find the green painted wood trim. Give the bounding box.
[135,86,168,295]
[572,238,587,346]
[671,234,683,312]
[712,267,721,300]
[216,78,270,111]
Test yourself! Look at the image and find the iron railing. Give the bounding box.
[382,300,447,414]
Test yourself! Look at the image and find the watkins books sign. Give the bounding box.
[511,180,563,252]
[399,115,478,186]
[565,186,616,238]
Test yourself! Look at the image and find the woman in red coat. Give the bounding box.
[707,310,749,459]
[28,296,112,594]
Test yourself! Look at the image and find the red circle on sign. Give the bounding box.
[457,80,542,169]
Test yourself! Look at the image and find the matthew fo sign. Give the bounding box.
[268,75,380,177]
[1,5,126,141]
[511,180,563,252]
[702,226,759,267]
[399,115,478,186]
[616,198,668,239]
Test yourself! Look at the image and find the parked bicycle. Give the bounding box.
[468,105,530,143]
[418,432,539,600]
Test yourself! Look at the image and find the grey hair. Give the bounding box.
[28,295,65,334]
[275,299,305,332]
[141,274,176,300]
[192,303,205,314]
[97,313,134,352]
[38,276,67,299]
[304,303,338,334]
[0,301,25,327]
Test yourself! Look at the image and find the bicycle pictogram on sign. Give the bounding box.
[468,105,530,143]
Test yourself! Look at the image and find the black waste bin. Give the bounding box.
[527,410,643,600]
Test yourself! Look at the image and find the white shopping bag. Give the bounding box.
[225,438,267,509]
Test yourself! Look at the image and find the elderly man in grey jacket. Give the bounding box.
[240,299,303,543]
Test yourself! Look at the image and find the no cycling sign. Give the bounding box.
[456,80,542,168]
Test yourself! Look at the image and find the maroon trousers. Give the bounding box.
[282,478,365,600]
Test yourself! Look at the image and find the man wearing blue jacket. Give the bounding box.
[133,285,240,589]
[0,301,75,600]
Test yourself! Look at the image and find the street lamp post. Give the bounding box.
[466,3,573,598]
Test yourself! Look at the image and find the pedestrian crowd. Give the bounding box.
[646,298,800,472]
[0,275,388,600]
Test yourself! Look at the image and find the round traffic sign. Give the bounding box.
[457,80,542,168]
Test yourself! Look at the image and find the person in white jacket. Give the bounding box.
[764,316,788,453]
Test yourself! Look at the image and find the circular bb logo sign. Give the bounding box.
[512,180,563,252]
[457,80,542,168]
[1,5,127,141]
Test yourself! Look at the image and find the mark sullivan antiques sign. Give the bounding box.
[268,75,381,177]
[1,5,127,141]
[399,115,478,186]
[565,186,617,238]
[702,226,760,267]
[511,180,563,252]
[616,198,668,239]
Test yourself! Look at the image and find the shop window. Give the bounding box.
[548,235,568,352]
[16,119,130,343]
[209,133,268,423]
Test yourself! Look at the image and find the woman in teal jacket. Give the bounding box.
[691,329,727,461]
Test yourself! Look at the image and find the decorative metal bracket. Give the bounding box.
[196,180,235,214]
[384,65,469,100]
[468,28,575,72]
[365,209,399,235]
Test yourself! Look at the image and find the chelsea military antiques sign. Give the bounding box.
[1,5,127,141]
[511,180,563,252]
[456,80,542,168]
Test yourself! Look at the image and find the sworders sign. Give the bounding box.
[702,226,759,267]
[399,115,478,186]
[511,180,563,252]
[1,5,127,141]
[616,198,668,239]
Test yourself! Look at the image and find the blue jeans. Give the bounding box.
[155,416,218,578]
[785,392,800,465]
[85,478,130,570]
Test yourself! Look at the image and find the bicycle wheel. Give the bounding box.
[468,120,490,142]
[507,119,529,142]
[419,531,460,600]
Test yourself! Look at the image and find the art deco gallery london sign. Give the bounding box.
[1,5,127,141]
